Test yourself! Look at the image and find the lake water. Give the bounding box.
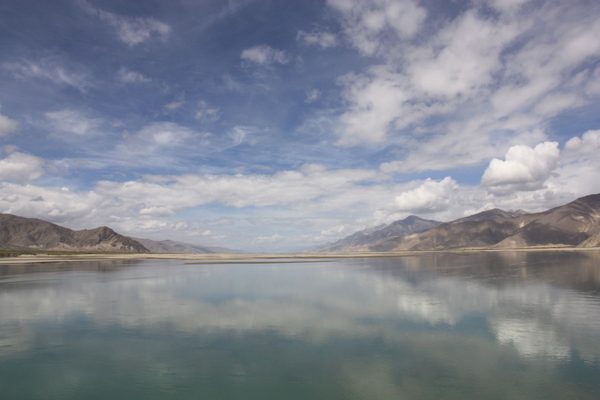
[1,251,599,399]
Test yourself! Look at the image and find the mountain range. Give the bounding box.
[1,193,599,254]
[0,214,148,253]
[318,193,600,252]
[0,214,242,254]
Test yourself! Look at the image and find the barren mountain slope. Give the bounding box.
[495,193,600,248]
[0,214,148,252]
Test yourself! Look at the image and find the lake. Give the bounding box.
[1,251,599,399]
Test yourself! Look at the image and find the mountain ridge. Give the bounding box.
[0,214,148,252]
[316,194,600,253]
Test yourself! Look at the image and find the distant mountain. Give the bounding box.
[371,194,600,252]
[0,214,148,252]
[315,216,440,253]
[132,238,245,254]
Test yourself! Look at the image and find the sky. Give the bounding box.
[1,0,600,252]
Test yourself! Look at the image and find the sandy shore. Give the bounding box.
[0,246,598,264]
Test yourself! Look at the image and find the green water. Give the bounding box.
[1,251,599,399]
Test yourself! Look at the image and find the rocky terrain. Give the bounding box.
[0,214,148,252]
[321,194,600,253]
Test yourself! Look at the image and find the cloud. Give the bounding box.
[117,67,151,84]
[481,142,560,195]
[564,130,600,155]
[328,0,427,55]
[305,89,321,103]
[163,101,184,112]
[45,109,103,136]
[139,206,175,218]
[227,126,257,147]
[0,108,19,137]
[3,58,90,92]
[80,1,171,46]
[194,100,220,121]
[252,233,284,243]
[376,177,458,221]
[0,151,44,184]
[328,0,600,173]
[240,45,289,66]
[297,30,337,48]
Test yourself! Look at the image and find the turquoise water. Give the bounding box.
[1,251,599,399]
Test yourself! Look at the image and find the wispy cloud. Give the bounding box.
[117,67,151,84]
[241,45,289,66]
[79,0,170,46]
[297,30,337,48]
[3,58,90,92]
[0,107,19,137]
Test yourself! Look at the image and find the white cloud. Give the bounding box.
[481,142,560,195]
[163,101,184,112]
[305,89,321,103]
[3,58,90,92]
[80,1,170,46]
[564,130,600,155]
[228,126,257,147]
[45,109,103,136]
[117,67,151,83]
[375,177,458,223]
[297,30,337,48]
[194,100,220,121]
[252,233,284,243]
[139,206,175,218]
[328,0,427,55]
[0,152,44,183]
[329,1,600,173]
[240,45,289,66]
[0,107,19,137]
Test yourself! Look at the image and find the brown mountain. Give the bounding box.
[0,214,148,252]
[495,193,600,248]
[315,216,440,253]
[370,194,600,252]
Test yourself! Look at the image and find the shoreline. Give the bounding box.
[0,246,599,264]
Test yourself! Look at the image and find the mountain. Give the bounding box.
[371,194,600,252]
[495,194,600,248]
[132,238,245,254]
[315,216,440,253]
[0,214,148,252]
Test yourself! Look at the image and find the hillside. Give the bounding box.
[316,216,440,253]
[0,214,148,252]
[371,194,600,252]
[132,238,245,254]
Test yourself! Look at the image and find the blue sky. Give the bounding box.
[1,0,600,252]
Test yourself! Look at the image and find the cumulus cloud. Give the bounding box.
[564,130,600,155]
[297,30,337,48]
[80,1,170,46]
[374,177,458,223]
[0,108,19,137]
[241,45,288,66]
[0,152,44,183]
[481,142,560,195]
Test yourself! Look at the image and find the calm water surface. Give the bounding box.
[1,251,599,399]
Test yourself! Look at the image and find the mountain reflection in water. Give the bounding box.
[0,251,599,399]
